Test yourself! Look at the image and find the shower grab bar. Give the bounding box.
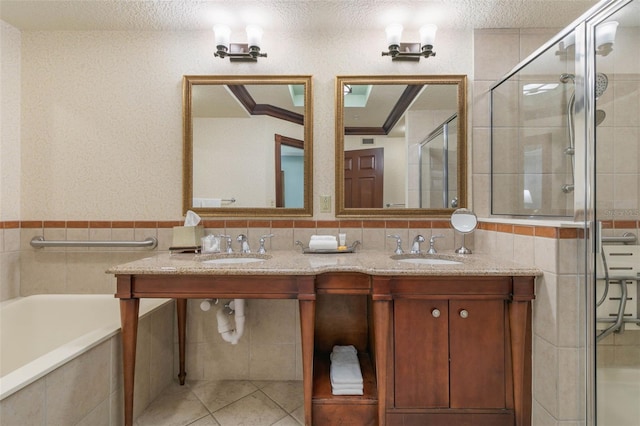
[602,232,637,245]
[30,236,158,249]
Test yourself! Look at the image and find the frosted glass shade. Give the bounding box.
[385,24,403,46]
[213,25,231,49]
[246,25,263,48]
[419,24,437,47]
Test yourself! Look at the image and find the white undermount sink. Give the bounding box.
[201,257,266,265]
[391,255,463,265]
[198,254,271,265]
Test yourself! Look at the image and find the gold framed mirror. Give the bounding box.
[335,75,467,217]
[183,75,313,217]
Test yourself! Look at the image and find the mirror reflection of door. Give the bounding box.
[344,148,384,208]
[275,134,304,208]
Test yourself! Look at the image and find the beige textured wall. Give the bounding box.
[18,28,472,221]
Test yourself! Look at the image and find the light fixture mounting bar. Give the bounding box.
[381,42,435,61]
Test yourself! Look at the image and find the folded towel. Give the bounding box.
[331,382,364,391]
[331,387,364,396]
[330,363,363,385]
[309,240,338,250]
[332,345,357,354]
[311,235,338,241]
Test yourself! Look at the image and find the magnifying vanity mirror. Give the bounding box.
[451,208,477,254]
[335,75,467,217]
[183,75,313,217]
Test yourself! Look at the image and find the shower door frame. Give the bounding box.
[582,1,637,425]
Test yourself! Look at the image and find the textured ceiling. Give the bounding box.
[0,0,602,32]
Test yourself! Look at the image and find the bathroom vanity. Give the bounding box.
[110,251,537,426]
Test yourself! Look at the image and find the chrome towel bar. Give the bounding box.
[30,236,158,249]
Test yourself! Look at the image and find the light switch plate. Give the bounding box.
[320,195,331,213]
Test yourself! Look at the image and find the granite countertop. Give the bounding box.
[107,250,541,277]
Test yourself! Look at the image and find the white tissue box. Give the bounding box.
[172,225,204,247]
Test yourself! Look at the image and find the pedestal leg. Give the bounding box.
[120,298,139,426]
[176,298,187,385]
[299,299,315,426]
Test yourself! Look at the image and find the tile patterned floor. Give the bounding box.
[135,380,304,426]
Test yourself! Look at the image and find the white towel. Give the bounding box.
[331,387,364,396]
[309,240,338,250]
[332,382,364,391]
[311,235,338,241]
[330,345,363,386]
[332,345,357,354]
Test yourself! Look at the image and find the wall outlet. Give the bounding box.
[320,195,331,213]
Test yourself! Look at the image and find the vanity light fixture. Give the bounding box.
[214,24,267,62]
[382,23,437,61]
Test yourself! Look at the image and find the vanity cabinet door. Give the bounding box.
[394,299,449,408]
[393,298,506,410]
[449,299,505,408]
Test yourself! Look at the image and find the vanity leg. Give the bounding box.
[509,300,532,426]
[120,298,140,426]
[177,298,187,385]
[299,298,315,426]
[373,299,391,426]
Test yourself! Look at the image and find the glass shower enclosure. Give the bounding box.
[490,0,639,424]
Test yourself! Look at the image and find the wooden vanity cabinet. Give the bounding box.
[311,273,378,425]
[374,275,534,426]
[394,298,506,409]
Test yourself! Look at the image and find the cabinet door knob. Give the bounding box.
[459,309,469,319]
[431,308,441,318]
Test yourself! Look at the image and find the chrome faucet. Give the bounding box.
[427,234,445,254]
[237,234,251,253]
[387,234,404,255]
[410,235,426,254]
[257,234,274,254]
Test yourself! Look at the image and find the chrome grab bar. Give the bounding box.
[30,236,158,249]
[602,232,637,245]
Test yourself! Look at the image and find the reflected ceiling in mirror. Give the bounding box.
[183,75,313,217]
[335,75,467,217]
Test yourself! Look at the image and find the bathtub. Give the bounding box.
[597,367,640,426]
[0,294,171,400]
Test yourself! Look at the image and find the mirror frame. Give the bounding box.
[183,75,313,217]
[335,75,467,217]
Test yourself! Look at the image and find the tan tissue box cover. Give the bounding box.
[172,225,204,247]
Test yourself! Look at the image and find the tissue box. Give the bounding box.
[172,225,204,248]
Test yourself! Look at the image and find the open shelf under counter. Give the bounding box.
[312,351,378,425]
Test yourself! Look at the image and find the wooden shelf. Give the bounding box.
[312,352,378,404]
[312,352,378,425]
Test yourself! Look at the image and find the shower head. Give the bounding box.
[595,72,608,99]
[595,109,606,126]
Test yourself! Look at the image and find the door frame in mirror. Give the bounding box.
[335,75,467,217]
[183,75,313,217]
